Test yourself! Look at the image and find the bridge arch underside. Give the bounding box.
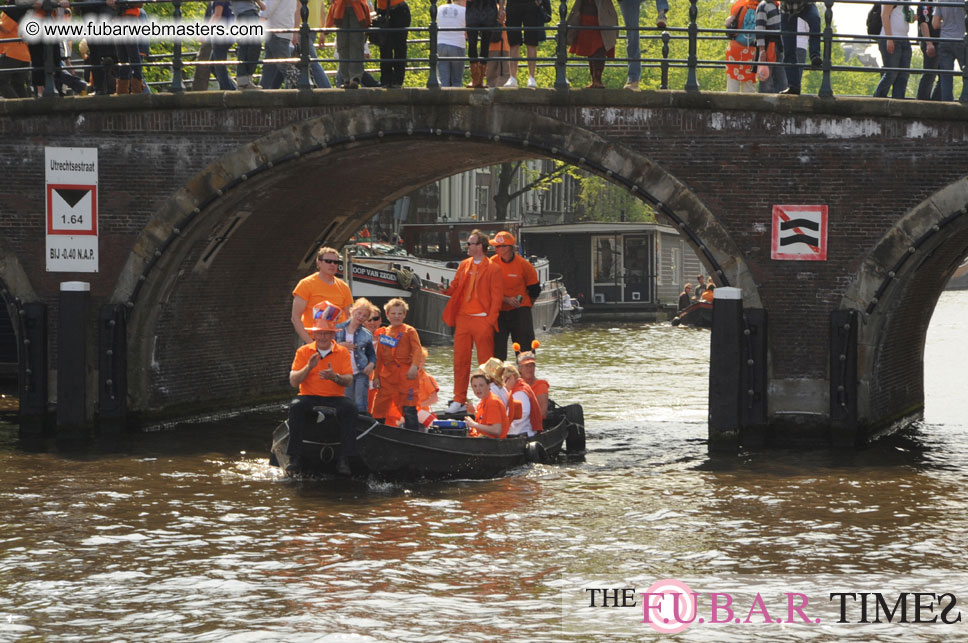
[128,133,752,415]
[852,189,968,438]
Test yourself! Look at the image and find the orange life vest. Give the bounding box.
[510,379,543,434]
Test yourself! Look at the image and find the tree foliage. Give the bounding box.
[574,172,656,222]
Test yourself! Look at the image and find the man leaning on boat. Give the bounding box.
[286,301,359,476]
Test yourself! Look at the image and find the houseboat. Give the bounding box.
[519,222,705,322]
[333,225,572,344]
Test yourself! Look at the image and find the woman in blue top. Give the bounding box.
[336,298,378,412]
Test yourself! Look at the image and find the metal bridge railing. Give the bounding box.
[0,0,966,102]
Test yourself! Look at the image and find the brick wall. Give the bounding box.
[1,93,966,429]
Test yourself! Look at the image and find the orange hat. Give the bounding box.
[517,351,536,365]
[489,230,516,247]
[305,300,340,332]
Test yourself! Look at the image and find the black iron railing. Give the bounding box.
[0,0,966,102]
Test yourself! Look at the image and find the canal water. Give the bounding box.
[1,292,967,641]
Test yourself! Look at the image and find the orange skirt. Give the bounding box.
[569,14,615,58]
[725,39,757,82]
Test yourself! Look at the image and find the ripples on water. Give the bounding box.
[1,293,967,641]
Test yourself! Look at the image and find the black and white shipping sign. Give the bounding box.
[46,147,98,272]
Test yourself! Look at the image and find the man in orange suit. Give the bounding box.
[441,229,503,414]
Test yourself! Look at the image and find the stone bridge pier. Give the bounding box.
[1,91,967,450]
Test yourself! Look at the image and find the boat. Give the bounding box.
[336,242,572,345]
[270,402,585,480]
[671,301,713,328]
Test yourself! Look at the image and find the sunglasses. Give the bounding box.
[369,316,381,322]
[466,241,481,246]
[319,258,340,265]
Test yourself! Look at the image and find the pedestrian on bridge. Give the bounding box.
[873,2,912,99]
[932,1,965,101]
[618,0,668,90]
[777,0,821,95]
[325,0,371,88]
[374,0,411,87]
[566,0,618,89]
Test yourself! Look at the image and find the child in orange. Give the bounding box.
[371,298,422,430]
[389,347,440,429]
[465,372,509,438]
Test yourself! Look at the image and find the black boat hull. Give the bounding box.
[672,301,713,328]
[271,404,582,480]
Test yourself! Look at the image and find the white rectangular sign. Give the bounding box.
[46,147,99,273]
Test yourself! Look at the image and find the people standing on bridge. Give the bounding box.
[197,0,238,90]
[441,229,503,415]
[873,2,913,99]
[371,298,423,430]
[0,9,31,98]
[503,0,545,88]
[754,0,786,93]
[932,1,964,101]
[618,0,668,90]
[326,0,371,88]
[436,0,467,87]
[776,0,821,95]
[725,0,760,93]
[465,0,504,88]
[374,0,411,88]
[260,0,299,88]
[489,230,540,361]
[566,0,618,89]
[678,283,693,311]
[231,0,265,90]
[102,0,145,94]
[292,247,353,344]
[916,1,940,101]
[286,300,358,476]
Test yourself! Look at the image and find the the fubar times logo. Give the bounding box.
[560,575,966,638]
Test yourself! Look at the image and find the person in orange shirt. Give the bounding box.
[371,298,423,430]
[441,229,503,414]
[291,246,354,344]
[516,344,549,419]
[325,0,371,88]
[489,230,540,361]
[701,283,716,303]
[465,372,509,438]
[287,301,358,475]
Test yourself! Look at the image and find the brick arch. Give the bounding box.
[116,106,760,413]
[840,177,968,433]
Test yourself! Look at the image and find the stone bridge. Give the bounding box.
[2,90,967,450]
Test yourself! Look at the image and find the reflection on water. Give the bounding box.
[1,292,967,641]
